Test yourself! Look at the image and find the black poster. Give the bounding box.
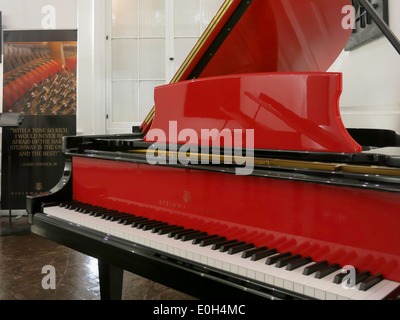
[1,30,77,209]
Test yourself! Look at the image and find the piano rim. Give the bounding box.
[31,212,314,301]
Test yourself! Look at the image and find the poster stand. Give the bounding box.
[0,113,30,236]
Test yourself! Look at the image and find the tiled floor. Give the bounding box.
[0,215,195,300]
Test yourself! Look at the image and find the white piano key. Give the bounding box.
[305,273,338,300]
[283,262,315,294]
[364,280,400,300]
[325,280,352,300]
[337,283,372,300]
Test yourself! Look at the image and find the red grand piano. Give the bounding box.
[28,0,400,300]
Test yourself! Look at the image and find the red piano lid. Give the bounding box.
[175,0,353,81]
[141,0,352,131]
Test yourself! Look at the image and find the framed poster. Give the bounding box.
[1,29,77,209]
[345,0,389,51]
[0,12,2,64]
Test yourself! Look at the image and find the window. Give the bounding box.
[106,0,224,133]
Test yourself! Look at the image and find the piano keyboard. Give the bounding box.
[42,201,400,300]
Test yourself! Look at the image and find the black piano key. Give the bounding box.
[78,207,93,214]
[228,243,255,255]
[174,230,201,240]
[315,263,341,279]
[64,201,78,209]
[359,273,384,291]
[286,257,313,271]
[158,226,184,235]
[200,236,227,247]
[85,207,101,214]
[91,211,106,217]
[90,209,111,217]
[74,203,95,212]
[220,241,246,253]
[155,225,181,234]
[275,254,302,268]
[338,270,369,288]
[303,261,329,276]
[241,246,268,259]
[137,220,161,231]
[118,213,138,224]
[136,220,158,229]
[192,234,219,245]
[59,201,74,208]
[355,271,371,285]
[131,217,149,229]
[266,252,291,265]
[76,204,102,214]
[150,224,171,233]
[101,211,120,219]
[251,248,278,261]
[71,201,90,207]
[100,210,118,220]
[169,229,194,238]
[333,267,358,284]
[119,216,143,225]
[108,213,131,222]
[102,211,126,218]
[212,240,238,251]
[181,232,207,242]
[65,202,79,209]
[141,221,167,231]
[131,218,149,227]
[145,222,168,232]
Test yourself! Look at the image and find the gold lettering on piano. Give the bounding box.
[183,191,191,204]
[159,198,218,217]
[159,199,188,210]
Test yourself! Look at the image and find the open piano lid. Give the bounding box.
[141,0,352,131]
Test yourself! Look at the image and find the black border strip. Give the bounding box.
[3,29,77,43]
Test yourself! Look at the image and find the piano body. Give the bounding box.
[27,0,400,300]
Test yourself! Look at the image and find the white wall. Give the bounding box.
[329,0,400,132]
[0,0,77,29]
[77,0,106,135]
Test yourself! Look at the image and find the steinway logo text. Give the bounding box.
[146,121,255,176]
